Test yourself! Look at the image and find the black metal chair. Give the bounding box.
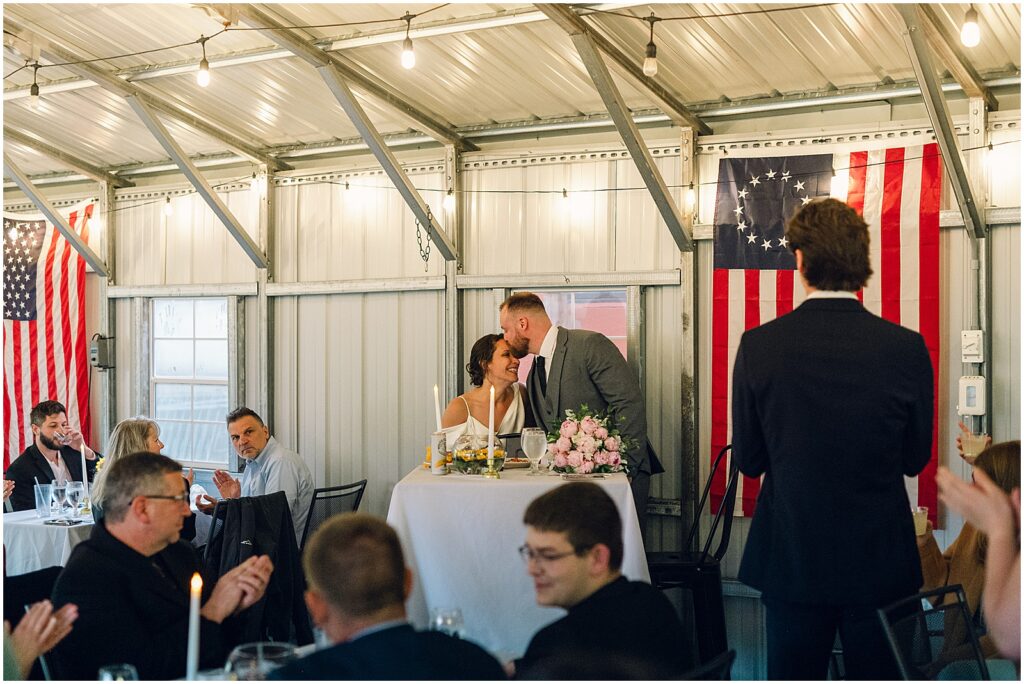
[680,648,737,680]
[299,479,368,550]
[646,444,740,667]
[877,584,991,680]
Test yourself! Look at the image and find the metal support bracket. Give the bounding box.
[5,128,134,188]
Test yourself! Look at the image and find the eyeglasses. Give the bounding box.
[518,544,587,565]
[140,493,189,503]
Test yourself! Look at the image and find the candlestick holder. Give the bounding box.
[483,450,500,479]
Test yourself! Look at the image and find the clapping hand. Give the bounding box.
[200,556,274,623]
[5,600,78,677]
[212,470,241,499]
[3,479,14,501]
[937,466,1019,541]
[195,493,218,514]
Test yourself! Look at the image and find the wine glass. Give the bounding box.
[51,484,68,520]
[97,664,138,680]
[225,642,297,680]
[429,607,465,638]
[521,428,547,476]
[66,481,85,518]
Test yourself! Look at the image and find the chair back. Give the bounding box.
[877,584,991,680]
[685,444,740,564]
[299,479,368,550]
[680,649,736,680]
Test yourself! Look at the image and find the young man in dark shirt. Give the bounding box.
[514,482,689,678]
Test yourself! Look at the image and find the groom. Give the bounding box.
[499,292,663,530]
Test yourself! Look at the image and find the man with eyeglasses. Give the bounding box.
[513,482,689,678]
[50,451,274,680]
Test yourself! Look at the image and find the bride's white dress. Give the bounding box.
[441,384,526,445]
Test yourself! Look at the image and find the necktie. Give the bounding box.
[535,356,547,396]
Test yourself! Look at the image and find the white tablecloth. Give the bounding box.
[386,467,650,659]
[3,510,93,576]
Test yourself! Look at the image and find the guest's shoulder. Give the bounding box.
[270,647,347,680]
[417,631,505,677]
[5,445,40,472]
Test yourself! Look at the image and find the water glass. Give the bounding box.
[225,642,297,680]
[34,483,53,519]
[51,484,67,519]
[521,428,547,476]
[429,607,465,638]
[66,481,85,517]
[98,664,138,680]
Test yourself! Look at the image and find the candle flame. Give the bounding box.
[190,572,203,592]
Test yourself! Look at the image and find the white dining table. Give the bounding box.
[386,466,650,660]
[3,510,94,576]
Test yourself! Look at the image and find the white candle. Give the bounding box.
[186,572,202,680]
[80,443,89,496]
[433,384,442,431]
[487,385,495,461]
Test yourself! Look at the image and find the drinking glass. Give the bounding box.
[34,483,53,519]
[225,642,297,680]
[66,481,85,517]
[51,484,67,519]
[429,607,465,638]
[521,428,547,476]
[97,664,138,680]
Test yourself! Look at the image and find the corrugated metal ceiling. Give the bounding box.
[3,3,1021,178]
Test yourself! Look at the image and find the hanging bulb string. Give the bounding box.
[590,3,838,23]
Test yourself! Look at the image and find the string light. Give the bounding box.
[684,183,696,211]
[400,13,416,69]
[196,36,211,87]
[643,14,660,78]
[960,5,980,47]
[28,63,41,111]
[163,196,174,216]
[561,188,569,200]
[443,188,455,212]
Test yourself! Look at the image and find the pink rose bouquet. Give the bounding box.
[546,405,630,475]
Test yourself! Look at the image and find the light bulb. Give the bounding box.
[443,190,455,212]
[28,83,41,111]
[961,6,980,47]
[163,197,174,216]
[401,36,416,69]
[196,58,210,87]
[684,186,696,211]
[643,42,658,77]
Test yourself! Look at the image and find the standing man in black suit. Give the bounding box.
[499,292,663,530]
[4,400,98,511]
[271,513,504,680]
[732,198,934,680]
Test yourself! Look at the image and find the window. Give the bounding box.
[151,298,231,468]
[515,289,628,384]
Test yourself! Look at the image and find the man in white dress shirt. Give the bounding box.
[201,407,315,542]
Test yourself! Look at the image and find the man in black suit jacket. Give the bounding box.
[272,513,504,681]
[5,400,98,511]
[732,199,933,680]
[499,292,664,530]
[51,451,273,680]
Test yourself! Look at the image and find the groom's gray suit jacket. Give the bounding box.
[525,327,664,477]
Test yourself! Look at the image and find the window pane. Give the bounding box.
[154,340,194,377]
[195,299,228,338]
[192,422,229,465]
[153,299,194,338]
[158,421,192,460]
[193,385,229,422]
[154,383,192,420]
[195,341,228,380]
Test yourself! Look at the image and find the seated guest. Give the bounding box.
[50,451,273,680]
[198,407,313,541]
[917,440,1020,660]
[514,482,689,678]
[4,400,98,511]
[441,333,528,441]
[271,513,504,680]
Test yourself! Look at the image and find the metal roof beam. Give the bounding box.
[233,4,477,152]
[125,94,269,269]
[3,153,108,276]
[564,28,692,252]
[916,4,998,111]
[4,20,290,172]
[537,3,711,136]
[898,5,985,241]
[5,127,135,188]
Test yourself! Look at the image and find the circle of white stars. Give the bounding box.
[732,168,815,252]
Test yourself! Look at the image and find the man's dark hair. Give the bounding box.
[500,292,547,316]
[466,334,504,387]
[102,451,183,523]
[303,513,406,618]
[785,198,873,291]
[524,482,623,571]
[30,400,67,426]
[226,406,264,427]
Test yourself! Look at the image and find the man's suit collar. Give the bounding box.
[545,327,569,420]
[796,297,866,312]
[23,443,81,480]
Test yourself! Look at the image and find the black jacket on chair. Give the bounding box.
[732,298,933,606]
[4,444,98,512]
[204,492,313,646]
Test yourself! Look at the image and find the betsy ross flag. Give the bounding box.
[711,146,941,522]
[3,202,94,467]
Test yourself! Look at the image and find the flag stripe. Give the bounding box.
[918,144,942,523]
[880,148,905,324]
[12,321,25,456]
[710,268,731,506]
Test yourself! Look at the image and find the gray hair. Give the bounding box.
[92,417,160,506]
[102,451,182,524]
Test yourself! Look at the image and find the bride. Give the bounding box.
[441,333,526,441]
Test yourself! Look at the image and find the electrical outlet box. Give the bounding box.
[89,336,115,369]
[957,376,986,416]
[961,330,984,364]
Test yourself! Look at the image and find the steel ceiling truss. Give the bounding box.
[916,4,998,112]
[4,127,135,188]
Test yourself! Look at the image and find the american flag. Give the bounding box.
[3,203,94,467]
[711,146,941,523]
